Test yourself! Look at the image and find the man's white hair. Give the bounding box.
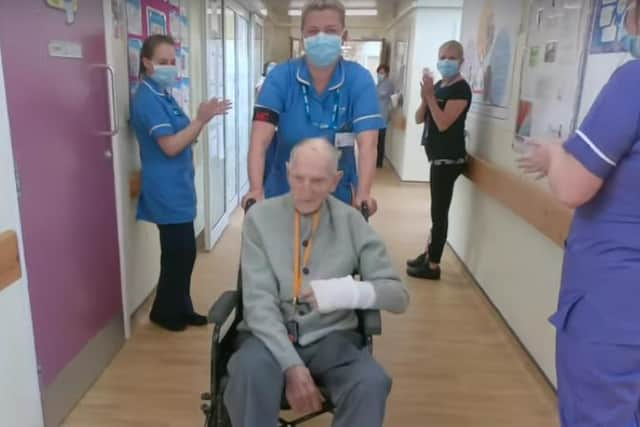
[288,138,341,174]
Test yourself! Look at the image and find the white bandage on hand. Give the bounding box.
[309,275,376,314]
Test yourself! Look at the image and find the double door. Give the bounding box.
[204,0,259,250]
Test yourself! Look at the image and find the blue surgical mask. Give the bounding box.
[437,59,460,79]
[304,33,343,68]
[622,34,640,59]
[150,65,178,89]
[377,73,386,83]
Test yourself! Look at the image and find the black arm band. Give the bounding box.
[253,106,279,126]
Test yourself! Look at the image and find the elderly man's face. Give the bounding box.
[287,148,342,214]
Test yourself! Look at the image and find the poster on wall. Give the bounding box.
[460,0,524,119]
[147,7,167,35]
[170,9,181,40]
[514,0,593,147]
[126,0,191,107]
[128,38,142,78]
[392,40,408,108]
[590,0,633,54]
[127,0,142,35]
[180,14,189,43]
[577,0,637,124]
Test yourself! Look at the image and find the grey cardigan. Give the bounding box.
[238,193,409,371]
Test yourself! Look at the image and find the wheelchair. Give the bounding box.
[200,200,382,427]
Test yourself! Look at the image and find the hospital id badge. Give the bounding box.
[335,132,355,148]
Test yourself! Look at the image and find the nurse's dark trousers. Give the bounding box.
[150,222,196,320]
[427,162,465,264]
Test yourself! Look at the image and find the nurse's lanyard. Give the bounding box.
[292,210,321,307]
[301,84,341,130]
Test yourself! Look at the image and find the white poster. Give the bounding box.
[460,0,524,119]
[170,10,181,40]
[515,0,593,144]
[126,0,142,35]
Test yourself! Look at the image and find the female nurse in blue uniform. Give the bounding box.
[131,35,231,332]
[242,0,384,213]
[519,3,640,423]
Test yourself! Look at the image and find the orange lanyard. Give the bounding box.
[293,210,321,305]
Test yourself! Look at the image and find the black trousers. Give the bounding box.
[376,128,387,168]
[151,222,197,321]
[428,162,465,264]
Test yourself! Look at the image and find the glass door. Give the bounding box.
[236,14,250,193]
[224,7,238,209]
[203,0,226,250]
[253,18,264,91]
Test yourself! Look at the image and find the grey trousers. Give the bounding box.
[223,331,392,427]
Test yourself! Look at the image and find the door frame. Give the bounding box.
[225,1,251,200]
[203,0,230,251]
[102,0,130,337]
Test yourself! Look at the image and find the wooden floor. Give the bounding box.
[62,167,559,427]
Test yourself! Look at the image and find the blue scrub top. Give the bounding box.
[131,78,196,225]
[550,60,640,345]
[256,57,385,204]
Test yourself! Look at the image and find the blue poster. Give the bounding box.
[147,7,167,36]
[590,0,632,54]
[127,38,143,79]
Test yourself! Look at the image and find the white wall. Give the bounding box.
[385,3,463,182]
[265,19,291,62]
[0,47,44,427]
[447,0,561,384]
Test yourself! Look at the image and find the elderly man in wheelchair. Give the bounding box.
[203,138,409,427]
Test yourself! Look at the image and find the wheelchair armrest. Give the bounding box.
[208,290,239,325]
[357,309,382,336]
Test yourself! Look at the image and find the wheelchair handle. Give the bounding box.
[360,201,370,222]
[244,198,256,214]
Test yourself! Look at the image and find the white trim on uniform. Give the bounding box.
[142,80,167,96]
[149,123,172,136]
[353,114,382,124]
[296,68,311,86]
[577,129,616,167]
[296,60,345,91]
[327,64,345,91]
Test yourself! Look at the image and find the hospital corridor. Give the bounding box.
[1,0,639,426]
[59,167,559,427]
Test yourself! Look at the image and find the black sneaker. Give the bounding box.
[185,312,208,326]
[406,252,427,268]
[407,263,441,280]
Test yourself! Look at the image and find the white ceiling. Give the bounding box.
[261,0,400,22]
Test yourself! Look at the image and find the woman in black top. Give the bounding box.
[407,40,472,280]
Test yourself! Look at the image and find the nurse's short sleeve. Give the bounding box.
[254,64,287,124]
[449,81,472,102]
[351,65,385,134]
[136,92,175,140]
[564,61,640,179]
